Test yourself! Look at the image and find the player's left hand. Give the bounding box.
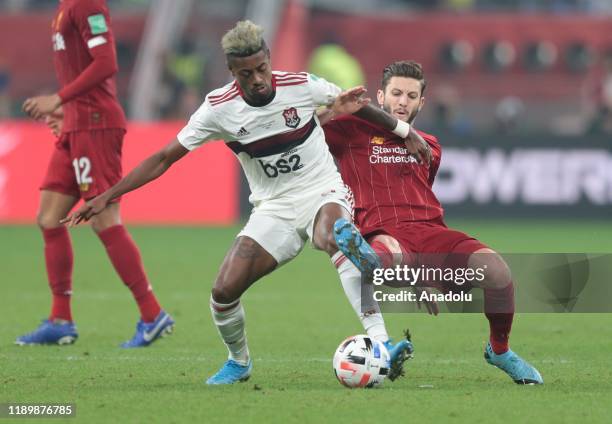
[45,106,64,137]
[330,86,371,117]
[414,286,439,315]
[404,130,432,165]
[22,94,62,121]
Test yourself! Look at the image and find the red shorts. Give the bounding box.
[40,129,125,200]
[365,217,489,292]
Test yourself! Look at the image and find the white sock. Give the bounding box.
[332,252,389,342]
[210,297,250,365]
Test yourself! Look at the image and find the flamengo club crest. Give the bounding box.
[282,107,301,128]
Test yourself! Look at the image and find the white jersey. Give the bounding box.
[177,71,344,204]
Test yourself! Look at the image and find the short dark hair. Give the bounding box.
[381,61,427,96]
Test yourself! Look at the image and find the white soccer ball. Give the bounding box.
[332,335,391,388]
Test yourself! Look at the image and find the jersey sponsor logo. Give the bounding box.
[370,136,385,145]
[87,14,108,35]
[52,32,66,51]
[236,127,250,137]
[258,154,303,178]
[369,145,418,165]
[282,107,301,129]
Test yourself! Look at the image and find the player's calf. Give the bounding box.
[469,248,511,290]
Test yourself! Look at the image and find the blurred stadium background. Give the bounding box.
[1,0,611,224]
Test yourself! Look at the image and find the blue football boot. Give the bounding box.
[484,342,543,385]
[384,335,414,381]
[15,319,78,346]
[121,310,174,348]
[206,359,253,385]
[333,218,381,275]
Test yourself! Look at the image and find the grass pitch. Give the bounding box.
[1,219,612,423]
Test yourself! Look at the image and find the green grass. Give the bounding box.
[1,219,612,423]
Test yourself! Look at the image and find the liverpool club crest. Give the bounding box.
[282,107,301,128]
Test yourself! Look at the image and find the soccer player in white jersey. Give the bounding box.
[63,21,429,384]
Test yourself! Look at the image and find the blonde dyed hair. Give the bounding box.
[221,20,267,57]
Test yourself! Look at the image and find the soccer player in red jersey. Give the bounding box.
[322,61,543,384]
[18,0,173,348]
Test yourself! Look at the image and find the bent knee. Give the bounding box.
[370,234,402,253]
[313,231,338,255]
[370,234,404,266]
[211,285,239,305]
[37,211,63,230]
[471,249,511,289]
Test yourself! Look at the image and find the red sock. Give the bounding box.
[42,227,74,322]
[97,225,161,323]
[484,281,515,354]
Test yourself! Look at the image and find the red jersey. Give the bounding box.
[52,0,126,131]
[324,115,443,235]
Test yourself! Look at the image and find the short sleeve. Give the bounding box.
[308,73,342,107]
[177,99,224,150]
[70,0,114,54]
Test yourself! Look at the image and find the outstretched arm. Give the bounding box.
[353,104,397,132]
[321,87,432,164]
[62,139,189,226]
[354,105,431,164]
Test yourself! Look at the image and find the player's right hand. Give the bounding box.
[60,195,109,226]
[404,131,432,166]
[22,94,62,121]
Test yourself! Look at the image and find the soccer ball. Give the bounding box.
[332,335,390,388]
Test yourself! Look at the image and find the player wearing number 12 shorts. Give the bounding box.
[323,61,543,385]
[18,0,173,347]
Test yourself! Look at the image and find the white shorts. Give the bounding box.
[237,183,353,265]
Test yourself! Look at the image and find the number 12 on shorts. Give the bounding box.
[72,157,93,189]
